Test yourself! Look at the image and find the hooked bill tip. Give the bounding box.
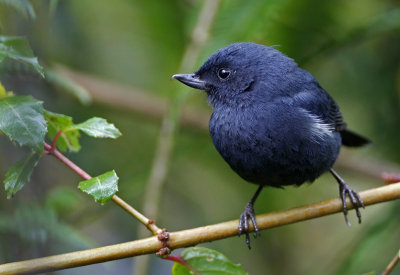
[171,73,207,90]
[171,73,188,81]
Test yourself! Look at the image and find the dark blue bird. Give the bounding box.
[172,42,369,248]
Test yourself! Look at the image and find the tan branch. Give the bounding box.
[111,195,162,235]
[1,182,400,275]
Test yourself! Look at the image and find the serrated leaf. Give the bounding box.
[0,35,44,76]
[4,152,41,198]
[0,96,46,153]
[172,247,248,275]
[72,117,121,139]
[78,170,118,204]
[44,110,81,152]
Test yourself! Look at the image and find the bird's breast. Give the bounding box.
[209,105,341,186]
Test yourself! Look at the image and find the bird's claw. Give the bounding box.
[339,181,364,226]
[238,202,259,249]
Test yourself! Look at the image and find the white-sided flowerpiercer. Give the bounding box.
[172,42,370,248]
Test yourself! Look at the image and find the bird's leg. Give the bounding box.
[238,185,263,249]
[330,168,364,226]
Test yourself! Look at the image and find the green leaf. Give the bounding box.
[4,152,41,198]
[72,117,121,139]
[44,110,81,152]
[172,247,248,275]
[78,170,119,204]
[44,112,121,152]
[0,35,44,76]
[0,81,13,98]
[0,82,5,97]
[0,96,46,153]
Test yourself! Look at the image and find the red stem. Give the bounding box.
[44,142,91,180]
[382,173,400,184]
[43,142,163,235]
[162,255,199,275]
[51,131,64,151]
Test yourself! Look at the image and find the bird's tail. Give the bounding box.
[340,129,371,147]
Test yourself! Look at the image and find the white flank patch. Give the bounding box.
[301,109,334,140]
[309,114,334,138]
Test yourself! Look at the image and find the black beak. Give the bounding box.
[171,73,208,90]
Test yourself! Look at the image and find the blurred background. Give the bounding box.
[1,0,400,274]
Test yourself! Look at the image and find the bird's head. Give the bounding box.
[172,42,296,107]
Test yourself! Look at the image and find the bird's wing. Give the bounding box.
[326,95,347,131]
[292,86,346,132]
[293,84,370,146]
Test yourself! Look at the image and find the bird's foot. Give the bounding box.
[238,202,259,249]
[338,181,365,226]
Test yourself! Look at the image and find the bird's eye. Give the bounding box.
[218,69,231,80]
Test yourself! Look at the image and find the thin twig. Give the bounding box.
[44,142,162,235]
[44,142,91,180]
[111,195,162,235]
[382,251,400,275]
[2,181,400,275]
[133,0,222,274]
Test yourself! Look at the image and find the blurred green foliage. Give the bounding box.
[0,0,399,274]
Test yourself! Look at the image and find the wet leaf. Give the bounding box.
[78,170,119,204]
[4,152,41,198]
[72,117,121,139]
[0,96,46,153]
[0,35,43,76]
[44,110,81,152]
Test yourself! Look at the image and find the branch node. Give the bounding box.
[156,247,171,257]
[157,228,170,243]
[155,228,171,257]
[2,182,400,274]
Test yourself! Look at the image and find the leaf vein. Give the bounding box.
[4,101,35,139]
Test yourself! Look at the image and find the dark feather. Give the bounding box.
[326,94,370,147]
[340,129,371,147]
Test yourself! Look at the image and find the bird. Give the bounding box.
[172,42,370,248]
